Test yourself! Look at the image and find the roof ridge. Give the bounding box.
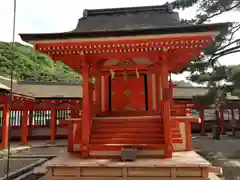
[83,4,172,17]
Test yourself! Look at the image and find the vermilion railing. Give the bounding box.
[0,108,70,128]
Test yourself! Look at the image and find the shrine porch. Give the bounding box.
[42,151,221,180]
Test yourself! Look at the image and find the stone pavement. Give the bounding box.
[0,158,37,178]
[1,136,240,179]
[192,134,240,180]
[0,139,67,157]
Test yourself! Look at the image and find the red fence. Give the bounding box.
[0,109,69,127]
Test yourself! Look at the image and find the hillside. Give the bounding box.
[0,41,81,82]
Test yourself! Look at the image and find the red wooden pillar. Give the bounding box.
[161,63,172,158]
[1,103,10,149]
[169,82,174,105]
[81,60,92,157]
[147,73,153,112]
[50,105,56,143]
[67,120,74,152]
[199,105,205,135]
[89,78,93,126]
[95,75,101,115]
[220,109,225,134]
[21,107,28,145]
[103,75,109,112]
[155,74,160,112]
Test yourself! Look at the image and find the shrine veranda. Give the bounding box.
[19,4,229,180]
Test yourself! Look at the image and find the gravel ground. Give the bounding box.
[192,134,240,180]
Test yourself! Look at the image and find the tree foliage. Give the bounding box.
[167,0,240,107]
[0,41,81,82]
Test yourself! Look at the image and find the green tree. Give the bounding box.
[0,41,81,82]
[166,0,240,124]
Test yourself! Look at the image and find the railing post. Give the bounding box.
[21,106,28,145]
[199,106,205,135]
[220,109,225,134]
[28,110,33,136]
[1,102,10,149]
[50,102,56,143]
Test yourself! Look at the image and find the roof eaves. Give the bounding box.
[19,22,230,42]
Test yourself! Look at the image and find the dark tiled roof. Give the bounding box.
[19,4,230,42]
[73,4,181,32]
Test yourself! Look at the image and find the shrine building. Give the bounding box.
[19,4,229,180]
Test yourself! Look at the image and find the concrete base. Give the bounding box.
[41,151,221,180]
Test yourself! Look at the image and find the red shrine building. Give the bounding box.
[20,4,228,180]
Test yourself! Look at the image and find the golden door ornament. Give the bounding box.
[124,89,132,96]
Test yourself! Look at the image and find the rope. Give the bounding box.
[5,0,17,179]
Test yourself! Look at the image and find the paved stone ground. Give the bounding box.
[2,135,240,179]
[192,134,240,180]
[0,158,39,178]
[15,146,66,156]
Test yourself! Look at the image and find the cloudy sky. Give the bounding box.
[0,0,240,69]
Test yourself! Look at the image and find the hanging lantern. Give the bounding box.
[136,68,140,79]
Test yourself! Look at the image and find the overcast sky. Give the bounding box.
[0,0,240,77]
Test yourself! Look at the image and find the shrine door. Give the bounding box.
[110,75,147,112]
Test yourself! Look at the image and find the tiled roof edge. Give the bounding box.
[84,4,172,17]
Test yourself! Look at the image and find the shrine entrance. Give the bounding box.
[109,74,148,112]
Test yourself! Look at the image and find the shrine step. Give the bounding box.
[91,136,182,144]
[87,144,166,150]
[90,137,165,144]
[91,132,182,139]
[92,122,178,129]
[92,127,180,134]
[90,117,183,147]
